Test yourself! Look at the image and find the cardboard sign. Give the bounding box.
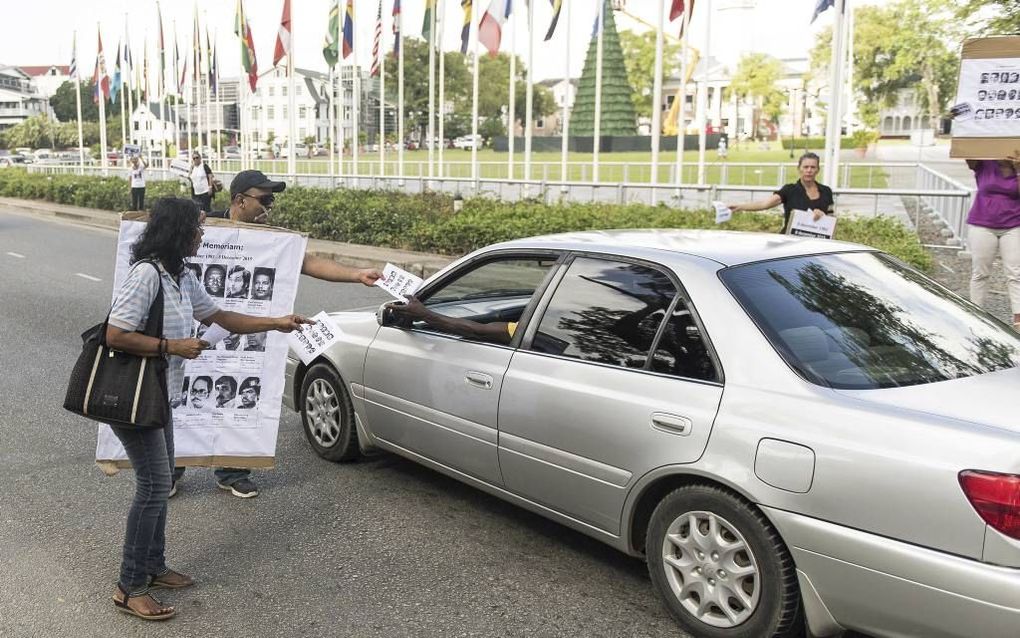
[712,201,733,224]
[788,209,837,239]
[951,36,1020,159]
[287,311,343,366]
[374,263,424,300]
[169,158,191,178]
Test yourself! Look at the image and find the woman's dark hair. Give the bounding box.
[130,197,201,275]
[798,152,821,168]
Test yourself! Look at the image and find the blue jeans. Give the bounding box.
[111,423,174,595]
[172,466,251,485]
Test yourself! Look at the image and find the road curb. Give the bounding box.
[0,196,455,278]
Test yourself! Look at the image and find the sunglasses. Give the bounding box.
[239,192,275,208]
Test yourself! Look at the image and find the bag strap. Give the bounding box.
[139,260,166,340]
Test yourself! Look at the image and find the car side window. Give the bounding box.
[417,256,557,336]
[529,257,677,369]
[648,298,719,382]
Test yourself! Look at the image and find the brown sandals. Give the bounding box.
[112,584,176,621]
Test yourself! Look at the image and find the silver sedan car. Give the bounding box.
[284,230,1020,638]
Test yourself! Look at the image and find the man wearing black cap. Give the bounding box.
[174,170,383,499]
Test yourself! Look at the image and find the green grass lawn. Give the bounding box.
[215,145,888,188]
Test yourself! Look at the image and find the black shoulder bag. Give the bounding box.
[63,261,170,429]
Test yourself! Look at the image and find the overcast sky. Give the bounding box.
[4,0,890,84]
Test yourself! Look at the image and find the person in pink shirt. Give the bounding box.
[966,158,1020,331]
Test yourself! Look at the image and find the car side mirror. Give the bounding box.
[376,302,396,327]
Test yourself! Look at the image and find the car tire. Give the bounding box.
[646,484,803,638]
[299,363,360,462]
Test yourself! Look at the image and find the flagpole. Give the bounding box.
[427,2,436,181]
[523,0,534,182]
[650,0,665,202]
[144,33,153,169]
[675,3,690,194]
[559,0,569,189]
[353,2,360,182]
[120,66,127,153]
[843,1,855,137]
[124,18,133,148]
[73,31,85,175]
[337,67,344,178]
[592,0,605,183]
[823,0,846,188]
[507,10,515,180]
[328,66,336,180]
[214,31,221,167]
[398,3,405,182]
[437,0,445,179]
[98,25,109,174]
[696,0,712,186]
[379,0,386,177]
[288,4,297,179]
[470,1,480,186]
[158,5,166,167]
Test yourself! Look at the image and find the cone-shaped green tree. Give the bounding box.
[571,1,637,136]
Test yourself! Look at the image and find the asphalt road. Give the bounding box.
[0,210,686,638]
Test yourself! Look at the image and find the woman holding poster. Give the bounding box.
[965,158,1020,331]
[102,197,312,621]
[725,152,835,233]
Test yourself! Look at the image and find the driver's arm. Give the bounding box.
[388,296,514,345]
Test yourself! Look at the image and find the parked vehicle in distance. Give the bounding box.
[222,145,243,160]
[404,140,419,151]
[453,134,482,150]
[284,230,1020,638]
[0,152,27,167]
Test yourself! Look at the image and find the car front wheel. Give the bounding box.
[299,363,360,462]
[646,484,803,638]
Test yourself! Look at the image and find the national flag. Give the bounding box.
[422,0,436,44]
[323,0,340,66]
[69,33,78,80]
[157,3,166,94]
[392,0,401,57]
[93,29,110,103]
[811,0,834,23]
[235,0,259,91]
[143,41,150,102]
[670,0,694,35]
[274,0,292,67]
[123,41,132,94]
[208,29,218,96]
[478,0,512,56]
[543,0,561,41]
[111,40,122,104]
[591,4,600,38]
[460,0,472,54]
[342,0,354,59]
[371,0,383,76]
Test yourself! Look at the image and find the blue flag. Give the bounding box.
[110,40,122,104]
[811,0,834,23]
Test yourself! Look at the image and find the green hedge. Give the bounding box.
[0,169,931,270]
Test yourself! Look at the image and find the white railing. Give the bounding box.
[914,165,977,248]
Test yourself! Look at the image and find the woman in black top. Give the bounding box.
[726,152,835,233]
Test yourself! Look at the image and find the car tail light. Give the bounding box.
[959,470,1020,540]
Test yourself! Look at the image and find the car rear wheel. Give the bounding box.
[300,363,360,462]
[646,485,803,638]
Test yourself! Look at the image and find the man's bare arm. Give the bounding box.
[301,254,383,285]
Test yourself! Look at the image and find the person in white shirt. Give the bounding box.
[128,155,148,211]
[188,152,216,212]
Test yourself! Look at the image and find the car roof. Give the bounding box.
[489,229,873,267]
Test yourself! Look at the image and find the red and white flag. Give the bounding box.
[478,0,512,56]
[670,0,695,34]
[93,29,111,103]
[370,0,383,76]
[274,0,292,66]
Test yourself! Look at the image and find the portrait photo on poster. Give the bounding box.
[214,375,239,409]
[238,376,261,409]
[173,377,190,409]
[203,263,226,298]
[251,267,276,301]
[226,265,251,299]
[243,331,267,352]
[189,375,213,411]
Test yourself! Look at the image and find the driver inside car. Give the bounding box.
[385,296,518,345]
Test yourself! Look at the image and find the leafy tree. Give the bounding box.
[729,53,787,139]
[953,0,1020,34]
[478,116,505,145]
[809,0,957,131]
[394,39,471,142]
[571,1,637,136]
[4,115,56,148]
[49,79,124,123]
[619,29,682,120]
[303,135,316,157]
[443,112,472,140]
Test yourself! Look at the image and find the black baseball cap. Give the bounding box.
[229,170,287,198]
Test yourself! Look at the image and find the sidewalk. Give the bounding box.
[0,197,454,278]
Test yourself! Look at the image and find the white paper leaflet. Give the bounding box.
[287,311,343,366]
[374,263,424,300]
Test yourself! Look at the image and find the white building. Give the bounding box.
[0,66,52,130]
[130,102,176,149]
[19,65,70,99]
[879,89,924,137]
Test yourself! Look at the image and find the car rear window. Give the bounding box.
[720,252,1020,389]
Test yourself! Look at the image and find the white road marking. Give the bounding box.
[5,251,25,258]
[75,273,102,282]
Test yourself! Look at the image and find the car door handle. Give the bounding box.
[651,413,692,436]
[464,371,494,390]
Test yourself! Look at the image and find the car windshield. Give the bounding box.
[721,251,1020,389]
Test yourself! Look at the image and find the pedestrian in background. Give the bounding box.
[724,152,834,233]
[965,158,1020,331]
[188,152,218,212]
[128,155,147,211]
[103,196,312,620]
